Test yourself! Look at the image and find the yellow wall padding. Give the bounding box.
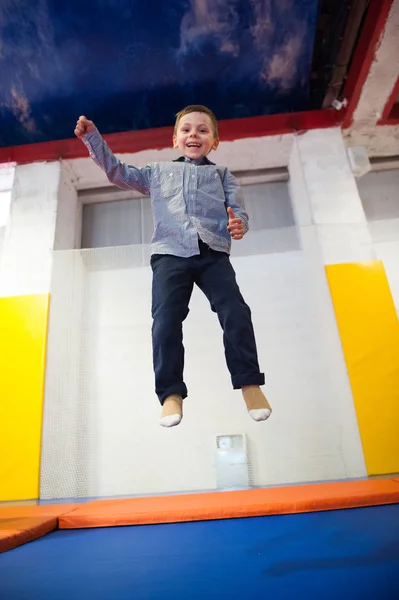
[0,294,50,501]
[326,262,399,475]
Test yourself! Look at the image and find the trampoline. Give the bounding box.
[1,480,399,600]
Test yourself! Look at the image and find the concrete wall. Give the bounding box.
[357,169,399,316]
[0,162,60,297]
[0,165,15,274]
[40,129,399,499]
[2,128,399,501]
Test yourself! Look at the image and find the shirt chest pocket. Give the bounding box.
[159,170,183,198]
[198,169,225,202]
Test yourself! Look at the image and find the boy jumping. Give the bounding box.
[75,105,272,427]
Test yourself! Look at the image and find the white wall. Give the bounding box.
[0,162,60,296]
[0,165,15,278]
[39,131,399,499]
[0,161,79,297]
[358,170,399,221]
[2,123,397,499]
[40,248,95,499]
[41,231,367,499]
[54,164,81,250]
[357,169,399,316]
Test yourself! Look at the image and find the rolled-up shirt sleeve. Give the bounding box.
[223,168,249,233]
[82,128,151,196]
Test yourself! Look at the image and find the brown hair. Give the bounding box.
[174,105,219,138]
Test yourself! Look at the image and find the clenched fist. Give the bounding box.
[74,115,96,138]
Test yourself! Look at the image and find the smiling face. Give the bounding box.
[173,111,219,159]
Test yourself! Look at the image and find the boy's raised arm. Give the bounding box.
[75,116,151,195]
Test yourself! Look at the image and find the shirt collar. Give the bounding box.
[173,155,215,166]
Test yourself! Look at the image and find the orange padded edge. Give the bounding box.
[0,504,80,553]
[0,517,57,553]
[59,480,399,529]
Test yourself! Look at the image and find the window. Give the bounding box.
[81,180,299,255]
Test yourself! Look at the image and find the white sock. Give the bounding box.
[249,408,271,422]
[160,413,182,428]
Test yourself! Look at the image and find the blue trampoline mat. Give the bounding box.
[1,503,399,600]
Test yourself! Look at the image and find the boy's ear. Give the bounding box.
[173,135,178,148]
[212,138,220,151]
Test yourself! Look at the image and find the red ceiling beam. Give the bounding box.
[378,75,399,125]
[0,108,342,165]
[341,0,395,128]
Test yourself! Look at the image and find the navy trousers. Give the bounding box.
[150,240,265,403]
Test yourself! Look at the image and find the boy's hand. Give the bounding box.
[227,207,245,240]
[74,115,96,138]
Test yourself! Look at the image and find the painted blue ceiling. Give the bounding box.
[0,0,320,148]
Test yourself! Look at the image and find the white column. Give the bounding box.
[289,128,375,264]
[0,164,15,262]
[0,161,79,297]
[288,127,369,477]
[54,163,80,251]
[0,162,60,296]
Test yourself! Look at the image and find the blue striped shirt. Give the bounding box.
[82,129,249,257]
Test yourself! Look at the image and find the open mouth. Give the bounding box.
[187,143,201,148]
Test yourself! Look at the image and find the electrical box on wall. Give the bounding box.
[215,434,249,489]
[347,146,371,178]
